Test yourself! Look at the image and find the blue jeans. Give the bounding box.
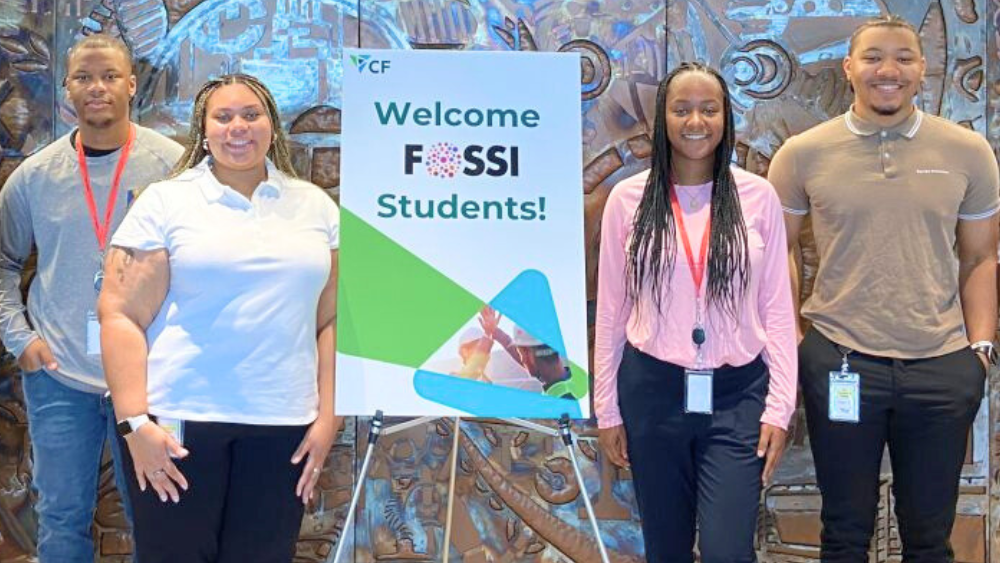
[22,369,133,563]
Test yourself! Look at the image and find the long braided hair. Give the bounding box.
[625,62,749,320]
[170,73,297,179]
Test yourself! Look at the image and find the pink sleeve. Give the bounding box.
[756,183,799,430]
[594,185,634,429]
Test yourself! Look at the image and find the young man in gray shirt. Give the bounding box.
[0,34,183,562]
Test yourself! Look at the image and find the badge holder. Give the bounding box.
[86,257,104,356]
[684,307,713,415]
[829,351,860,423]
[157,417,185,447]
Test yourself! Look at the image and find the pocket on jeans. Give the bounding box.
[20,368,46,378]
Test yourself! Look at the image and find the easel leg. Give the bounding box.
[333,413,610,563]
[332,411,384,563]
[559,414,611,563]
[332,412,441,563]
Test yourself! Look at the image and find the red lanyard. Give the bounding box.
[668,183,711,299]
[77,124,135,254]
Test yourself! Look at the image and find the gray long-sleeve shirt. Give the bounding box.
[0,125,183,392]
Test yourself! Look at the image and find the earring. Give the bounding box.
[202,138,209,152]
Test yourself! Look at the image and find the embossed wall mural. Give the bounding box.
[0,0,997,561]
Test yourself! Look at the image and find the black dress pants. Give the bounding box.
[618,343,768,563]
[800,328,984,563]
[118,421,309,563]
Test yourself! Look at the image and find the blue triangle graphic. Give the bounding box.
[488,269,565,355]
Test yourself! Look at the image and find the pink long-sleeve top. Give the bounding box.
[594,166,797,430]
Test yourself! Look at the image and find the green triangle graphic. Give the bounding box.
[338,208,485,367]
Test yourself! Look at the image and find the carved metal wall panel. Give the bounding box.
[0,0,998,561]
[352,419,643,563]
[0,5,55,563]
[0,6,53,184]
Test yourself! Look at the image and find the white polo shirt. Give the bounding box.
[110,158,339,425]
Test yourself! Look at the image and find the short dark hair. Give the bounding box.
[65,34,134,80]
[848,14,923,55]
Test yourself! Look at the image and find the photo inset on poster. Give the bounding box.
[411,269,588,418]
[424,307,547,392]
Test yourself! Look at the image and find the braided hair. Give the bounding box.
[170,73,297,179]
[624,62,749,320]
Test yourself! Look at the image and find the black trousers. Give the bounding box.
[800,328,985,563]
[618,343,768,563]
[118,421,309,563]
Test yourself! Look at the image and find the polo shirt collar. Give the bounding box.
[844,106,923,139]
[192,157,285,204]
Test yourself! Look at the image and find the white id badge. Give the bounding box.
[157,417,185,449]
[86,310,101,356]
[684,369,713,414]
[829,371,860,423]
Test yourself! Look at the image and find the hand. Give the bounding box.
[757,423,788,485]
[597,424,630,468]
[292,414,343,504]
[478,306,501,338]
[125,423,189,503]
[17,339,58,372]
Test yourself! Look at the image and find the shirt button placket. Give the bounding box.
[880,133,896,178]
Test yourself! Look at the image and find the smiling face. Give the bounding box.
[664,71,726,180]
[844,25,925,125]
[203,83,273,176]
[64,46,135,132]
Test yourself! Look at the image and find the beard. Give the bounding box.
[863,84,917,117]
[871,101,905,116]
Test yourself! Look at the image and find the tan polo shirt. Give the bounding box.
[769,109,1000,358]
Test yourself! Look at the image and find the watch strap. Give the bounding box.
[116,413,150,437]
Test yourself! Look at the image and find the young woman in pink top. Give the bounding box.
[594,62,797,562]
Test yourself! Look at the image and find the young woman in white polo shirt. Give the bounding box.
[98,73,341,562]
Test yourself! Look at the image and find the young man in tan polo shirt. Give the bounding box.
[769,15,999,563]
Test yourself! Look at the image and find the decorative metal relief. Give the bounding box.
[0,0,998,561]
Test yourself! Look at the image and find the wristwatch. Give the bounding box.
[970,340,997,367]
[116,414,150,437]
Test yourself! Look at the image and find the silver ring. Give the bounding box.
[312,467,321,474]
[152,469,166,478]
